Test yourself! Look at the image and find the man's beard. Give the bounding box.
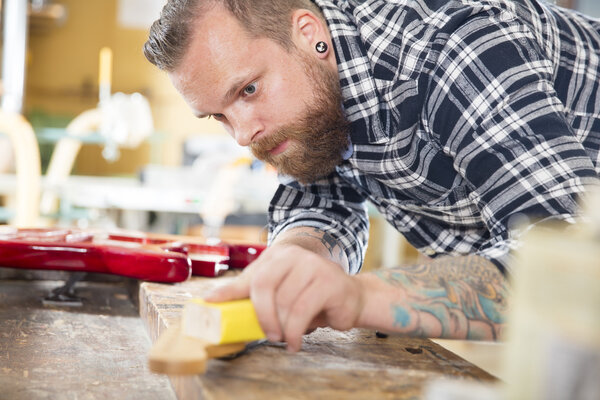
[250,53,350,184]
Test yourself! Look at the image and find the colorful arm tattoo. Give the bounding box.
[374,255,509,340]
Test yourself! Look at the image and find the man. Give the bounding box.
[144,0,600,352]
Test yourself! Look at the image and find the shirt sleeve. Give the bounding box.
[424,8,599,273]
[268,171,370,274]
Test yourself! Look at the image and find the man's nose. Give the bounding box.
[230,113,262,147]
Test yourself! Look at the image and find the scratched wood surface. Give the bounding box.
[0,276,176,400]
[140,275,497,400]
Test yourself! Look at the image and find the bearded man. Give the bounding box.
[144,0,600,352]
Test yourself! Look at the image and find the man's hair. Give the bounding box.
[143,0,324,71]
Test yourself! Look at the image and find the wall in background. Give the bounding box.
[26,0,226,175]
[544,0,600,16]
[576,0,600,17]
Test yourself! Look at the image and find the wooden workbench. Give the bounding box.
[140,275,498,400]
[0,271,176,400]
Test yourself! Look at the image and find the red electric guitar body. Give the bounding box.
[0,228,266,283]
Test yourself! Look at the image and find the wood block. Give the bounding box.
[148,324,245,375]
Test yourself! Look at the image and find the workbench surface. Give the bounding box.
[0,276,176,400]
[141,275,498,400]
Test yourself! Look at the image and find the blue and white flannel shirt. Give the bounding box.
[268,0,600,274]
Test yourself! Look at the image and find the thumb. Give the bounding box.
[204,273,251,302]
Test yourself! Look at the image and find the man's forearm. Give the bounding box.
[272,226,350,272]
[356,255,509,340]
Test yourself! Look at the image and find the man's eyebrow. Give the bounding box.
[223,77,247,104]
[193,77,249,119]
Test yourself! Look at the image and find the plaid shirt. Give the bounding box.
[268,0,600,274]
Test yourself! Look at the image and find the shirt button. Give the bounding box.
[423,248,436,256]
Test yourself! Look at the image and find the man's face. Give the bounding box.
[169,5,349,183]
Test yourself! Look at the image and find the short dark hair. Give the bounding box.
[143,0,324,71]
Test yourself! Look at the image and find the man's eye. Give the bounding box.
[243,83,257,95]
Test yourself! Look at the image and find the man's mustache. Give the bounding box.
[251,122,350,156]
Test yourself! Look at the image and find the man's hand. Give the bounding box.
[205,224,509,350]
[205,242,364,352]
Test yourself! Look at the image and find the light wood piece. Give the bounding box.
[148,323,246,375]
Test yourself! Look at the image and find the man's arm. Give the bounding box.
[356,255,509,340]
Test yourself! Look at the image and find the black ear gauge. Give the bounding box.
[315,41,328,54]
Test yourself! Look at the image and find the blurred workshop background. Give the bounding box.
[0,0,598,272]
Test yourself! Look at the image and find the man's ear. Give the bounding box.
[291,9,331,59]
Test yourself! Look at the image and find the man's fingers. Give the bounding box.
[275,264,316,331]
[203,272,251,302]
[249,256,296,342]
[282,282,327,352]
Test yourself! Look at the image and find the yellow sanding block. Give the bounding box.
[149,299,265,375]
[182,298,266,344]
